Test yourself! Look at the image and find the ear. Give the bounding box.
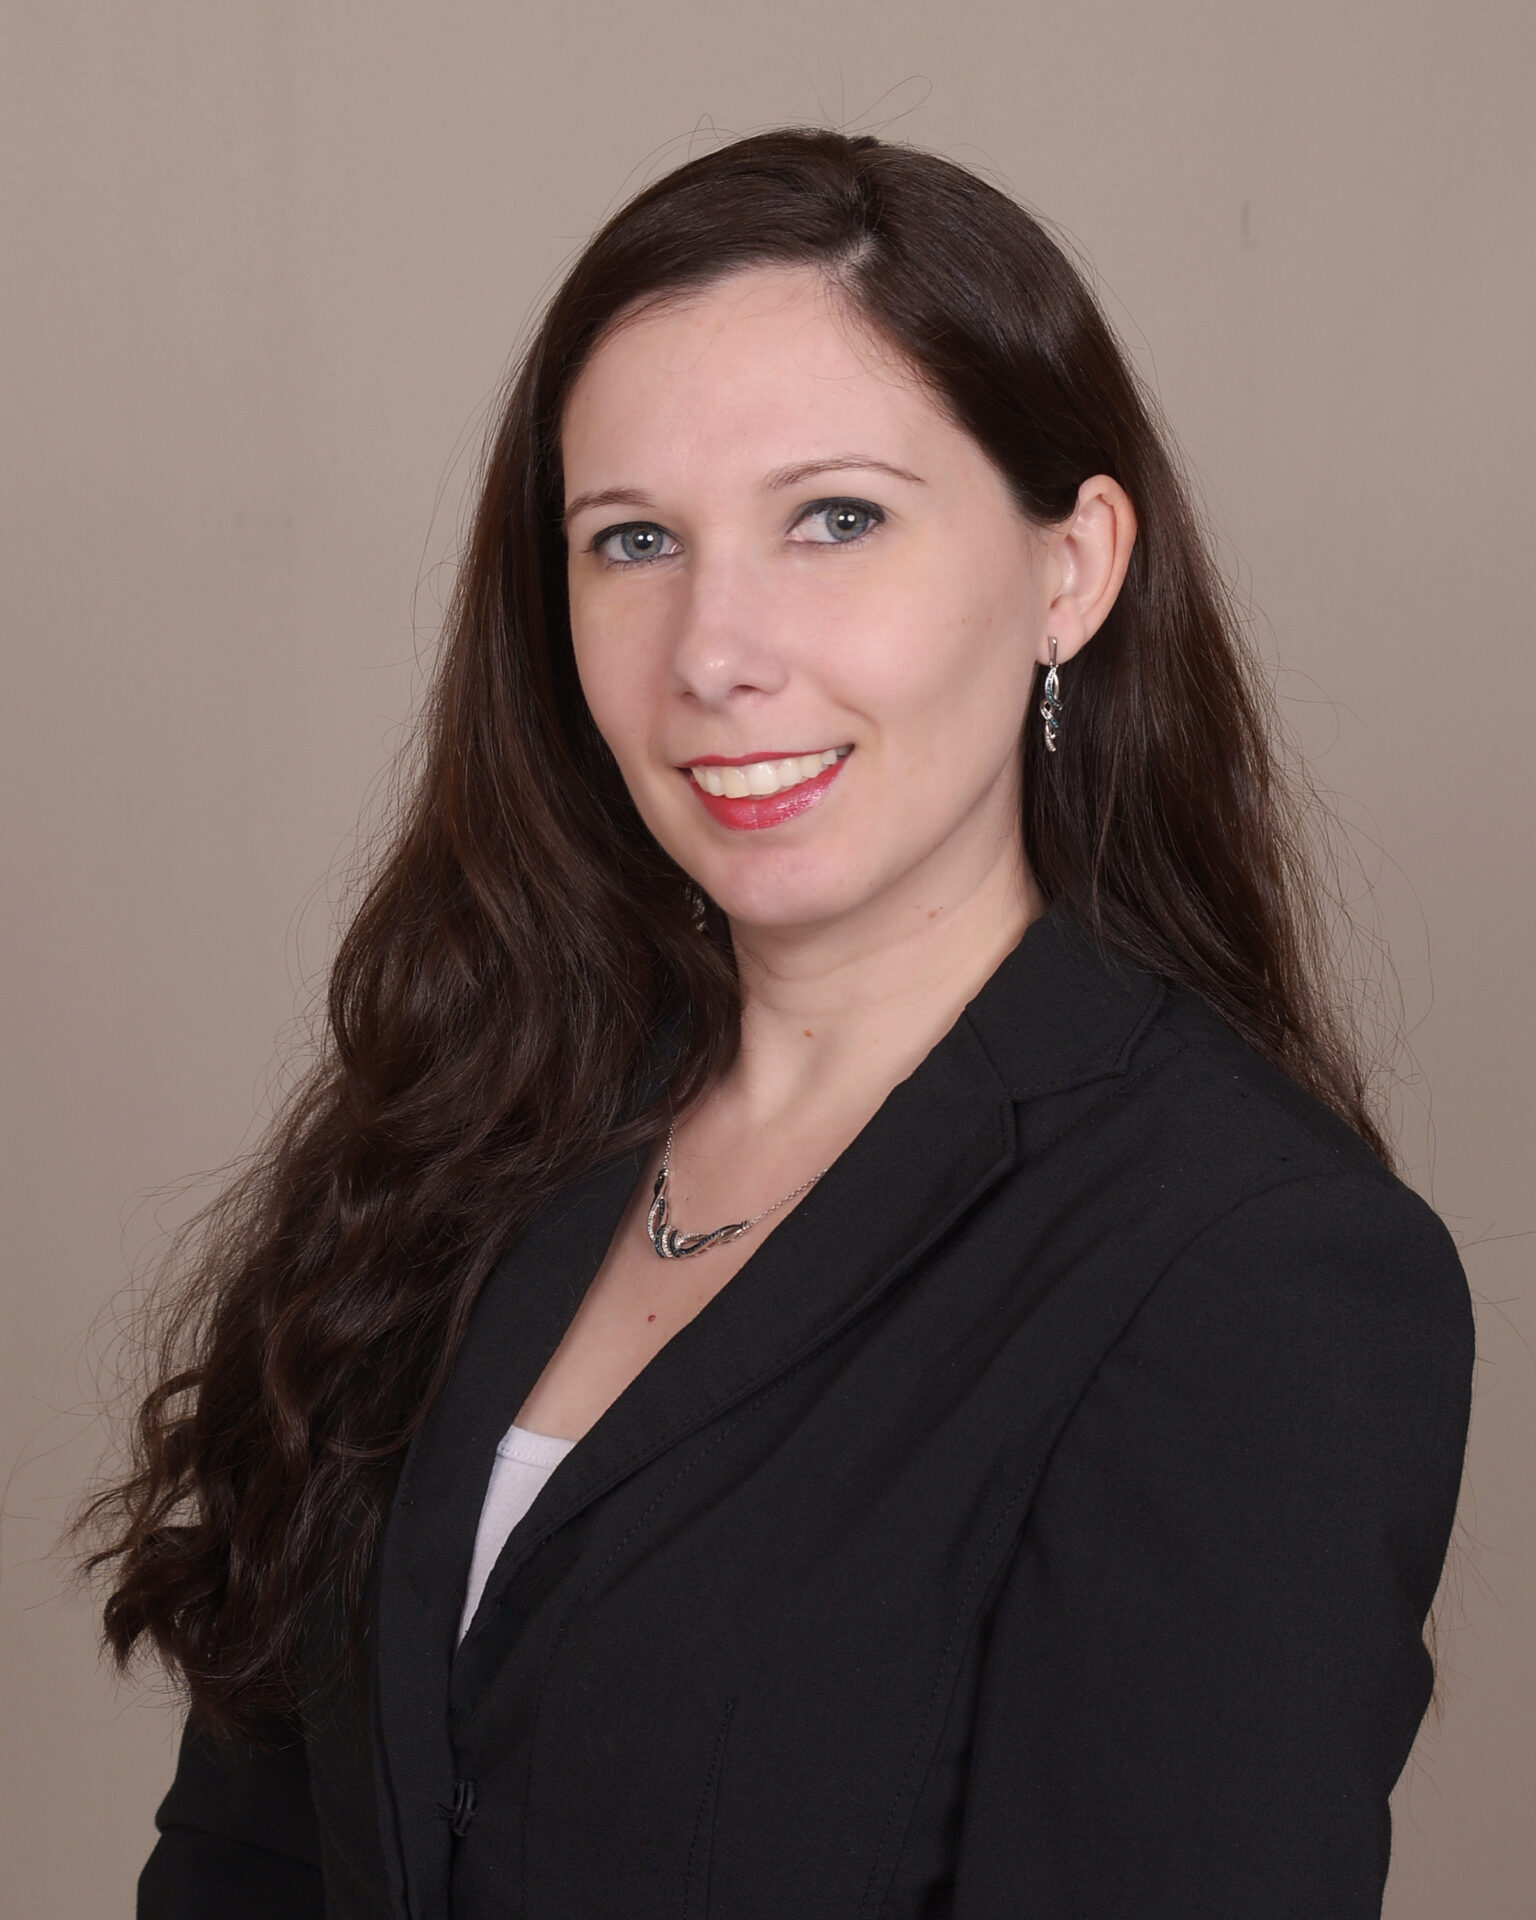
[1037,475,1137,667]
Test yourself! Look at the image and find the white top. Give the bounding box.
[457,1422,577,1642]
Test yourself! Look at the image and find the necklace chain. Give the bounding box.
[645,1120,829,1260]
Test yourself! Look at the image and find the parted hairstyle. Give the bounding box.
[84,127,1389,1736]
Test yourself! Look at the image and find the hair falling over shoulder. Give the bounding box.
[80,127,1391,1738]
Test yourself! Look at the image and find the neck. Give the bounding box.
[716,829,1042,1133]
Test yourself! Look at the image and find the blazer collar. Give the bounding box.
[371,903,1163,1908]
[960,902,1165,1101]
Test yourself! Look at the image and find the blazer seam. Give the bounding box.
[1134,1164,1383,1297]
[682,1695,735,1920]
[856,1165,1373,1919]
[854,1407,1086,1920]
[513,1367,804,1920]
[1030,1164,1378,1472]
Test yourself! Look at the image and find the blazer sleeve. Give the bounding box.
[948,1169,1475,1919]
[138,1711,325,1919]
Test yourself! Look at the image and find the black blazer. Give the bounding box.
[141,909,1475,1919]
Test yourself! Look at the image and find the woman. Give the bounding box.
[91,129,1473,1918]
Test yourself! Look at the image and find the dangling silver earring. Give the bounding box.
[1040,636,1063,753]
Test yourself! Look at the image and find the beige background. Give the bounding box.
[3,1,1532,1911]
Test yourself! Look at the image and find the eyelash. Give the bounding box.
[586,497,886,569]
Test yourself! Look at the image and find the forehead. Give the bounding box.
[560,265,965,484]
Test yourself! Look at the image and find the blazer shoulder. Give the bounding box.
[1127,982,1395,1186]
[1115,986,1471,1332]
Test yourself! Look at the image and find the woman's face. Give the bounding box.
[561,264,1056,938]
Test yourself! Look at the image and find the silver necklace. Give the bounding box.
[646,1121,829,1260]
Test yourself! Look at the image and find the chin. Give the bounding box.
[690,858,876,935]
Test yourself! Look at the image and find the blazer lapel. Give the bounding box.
[462,1008,1017,1647]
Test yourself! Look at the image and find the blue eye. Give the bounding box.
[593,523,677,565]
[799,499,883,544]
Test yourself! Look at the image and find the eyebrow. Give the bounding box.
[561,456,926,534]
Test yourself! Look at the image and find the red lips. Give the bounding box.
[683,753,849,831]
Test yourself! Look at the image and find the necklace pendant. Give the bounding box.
[645,1124,826,1261]
[647,1169,749,1259]
[641,1167,748,1259]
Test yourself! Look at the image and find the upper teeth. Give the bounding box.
[690,748,845,799]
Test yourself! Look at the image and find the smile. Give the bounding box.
[686,747,849,799]
[679,746,853,832]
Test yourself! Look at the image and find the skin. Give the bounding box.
[516,264,1135,1441]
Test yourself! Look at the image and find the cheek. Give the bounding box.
[569,597,659,762]
[840,564,1035,756]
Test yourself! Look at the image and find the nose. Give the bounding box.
[667,544,790,707]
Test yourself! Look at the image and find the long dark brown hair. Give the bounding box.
[84,127,1389,1736]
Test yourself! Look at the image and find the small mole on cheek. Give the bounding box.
[803,1029,814,1038]
[647,1313,656,1323]
[927,908,940,919]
